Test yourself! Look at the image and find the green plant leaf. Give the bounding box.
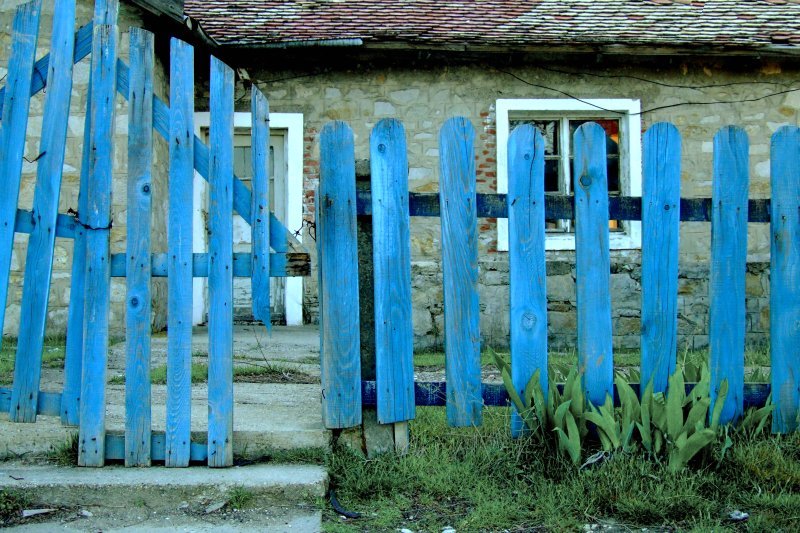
[710,379,729,430]
[524,369,540,405]
[669,428,716,473]
[615,373,640,428]
[637,422,652,453]
[500,364,528,416]
[554,399,573,431]
[667,366,685,441]
[682,397,710,437]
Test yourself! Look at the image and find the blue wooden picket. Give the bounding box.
[573,122,614,407]
[507,124,548,436]
[79,21,118,467]
[251,87,271,327]
[371,119,415,425]
[640,123,681,395]
[709,126,749,426]
[125,27,154,467]
[0,0,41,356]
[439,117,482,427]
[318,121,362,429]
[10,0,74,423]
[207,56,235,467]
[166,38,194,468]
[770,126,800,433]
[62,58,92,428]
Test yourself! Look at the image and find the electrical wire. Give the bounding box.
[494,67,800,116]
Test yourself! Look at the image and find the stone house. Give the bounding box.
[3,0,800,351]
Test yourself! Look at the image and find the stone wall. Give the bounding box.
[232,49,795,350]
[0,0,169,337]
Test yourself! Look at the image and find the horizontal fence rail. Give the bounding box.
[354,192,773,222]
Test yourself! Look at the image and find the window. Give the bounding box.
[496,99,642,251]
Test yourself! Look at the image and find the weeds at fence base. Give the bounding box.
[324,406,800,532]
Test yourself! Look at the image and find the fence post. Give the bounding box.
[125,27,154,466]
[439,117,482,427]
[640,123,681,394]
[371,119,415,444]
[0,0,41,359]
[319,121,362,429]
[507,124,547,436]
[251,87,271,327]
[770,126,800,433]
[709,126,748,425]
[10,0,73,422]
[166,37,194,467]
[207,56,235,467]
[78,20,118,467]
[574,122,613,407]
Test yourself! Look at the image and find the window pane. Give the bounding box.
[234,145,253,180]
[509,119,559,155]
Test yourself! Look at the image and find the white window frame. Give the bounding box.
[496,98,642,252]
[192,112,304,326]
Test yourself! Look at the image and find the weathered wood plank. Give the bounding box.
[574,122,613,407]
[709,126,749,426]
[207,56,235,468]
[165,38,194,467]
[318,121,362,429]
[79,22,118,467]
[507,124,548,436]
[107,252,309,278]
[770,126,800,433]
[62,65,93,428]
[353,191,771,222]
[10,0,74,423]
[250,87,271,325]
[0,0,42,357]
[124,28,154,467]
[105,433,208,463]
[439,117,482,427]
[371,119,414,425]
[640,123,681,395]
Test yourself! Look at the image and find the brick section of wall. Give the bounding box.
[0,0,169,337]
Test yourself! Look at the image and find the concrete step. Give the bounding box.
[0,462,327,532]
[1,383,330,460]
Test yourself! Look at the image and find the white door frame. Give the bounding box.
[192,112,304,326]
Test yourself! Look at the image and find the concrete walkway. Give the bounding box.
[1,325,328,459]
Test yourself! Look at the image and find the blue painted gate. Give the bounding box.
[0,0,309,467]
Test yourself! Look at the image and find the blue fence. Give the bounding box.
[318,117,799,435]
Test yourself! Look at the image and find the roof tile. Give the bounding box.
[183,0,800,50]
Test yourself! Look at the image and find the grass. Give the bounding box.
[0,338,66,385]
[46,433,79,466]
[227,486,255,510]
[0,489,32,523]
[325,406,800,532]
[108,361,317,385]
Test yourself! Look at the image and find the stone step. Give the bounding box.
[0,462,327,532]
[1,383,329,461]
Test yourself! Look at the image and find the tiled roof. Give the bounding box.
[183,0,800,51]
